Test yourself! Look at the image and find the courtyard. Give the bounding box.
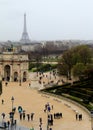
[0,72,92,130]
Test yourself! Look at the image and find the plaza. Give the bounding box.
[0,72,92,130]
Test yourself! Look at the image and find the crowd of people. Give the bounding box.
[0,94,84,130]
[36,70,66,88]
[19,112,34,121]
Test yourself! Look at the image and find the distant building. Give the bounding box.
[21,44,35,52]
[21,42,42,52]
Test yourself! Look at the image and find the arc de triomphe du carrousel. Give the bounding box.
[0,48,29,84]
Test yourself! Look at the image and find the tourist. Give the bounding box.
[31,113,34,121]
[2,113,5,119]
[27,114,30,121]
[40,127,42,130]
[44,109,46,113]
[79,114,82,121]
[2,99,4,104]
[51,105,53,110]
[47,106,51,112]
[5,82,8,86]
[59,113,62,118]
[23,112,26,120]
[39,117,42,124]
[19,113,22,120]
[7,120,10,128]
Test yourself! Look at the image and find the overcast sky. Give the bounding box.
[0,0,93,41]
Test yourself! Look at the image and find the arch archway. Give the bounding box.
[23,71,27,82]
[14,72,18,82]
[4,65,11,81]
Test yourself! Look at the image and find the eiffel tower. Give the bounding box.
[20,13,31,43]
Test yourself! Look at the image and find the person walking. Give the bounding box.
[39,117,42,124]
[23,112,25,120]
[2,99,4,104]
[19,113,22,120]
[27,114,30,121]
[31,113,34,121]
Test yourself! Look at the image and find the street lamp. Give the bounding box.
[18,63,21,86]
[11,96,14,112]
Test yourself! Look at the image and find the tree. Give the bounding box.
[72,63,86,78]
[86,69,93,79]
[58,45,92,79]
[58,62,68,78]
[58,50,75,79]
[75,45,92,65]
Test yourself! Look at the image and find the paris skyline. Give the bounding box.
[0,0,93,41]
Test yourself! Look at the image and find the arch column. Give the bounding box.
[14,72,18,82]
[18,63,22,85]
[10,64,13,81]
[1,64,4,81]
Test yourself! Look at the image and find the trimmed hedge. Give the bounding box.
[69,90,91,101]
[43,83,71,91]
[42,78,93,111]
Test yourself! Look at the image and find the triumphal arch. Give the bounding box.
[0,51,28,83]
